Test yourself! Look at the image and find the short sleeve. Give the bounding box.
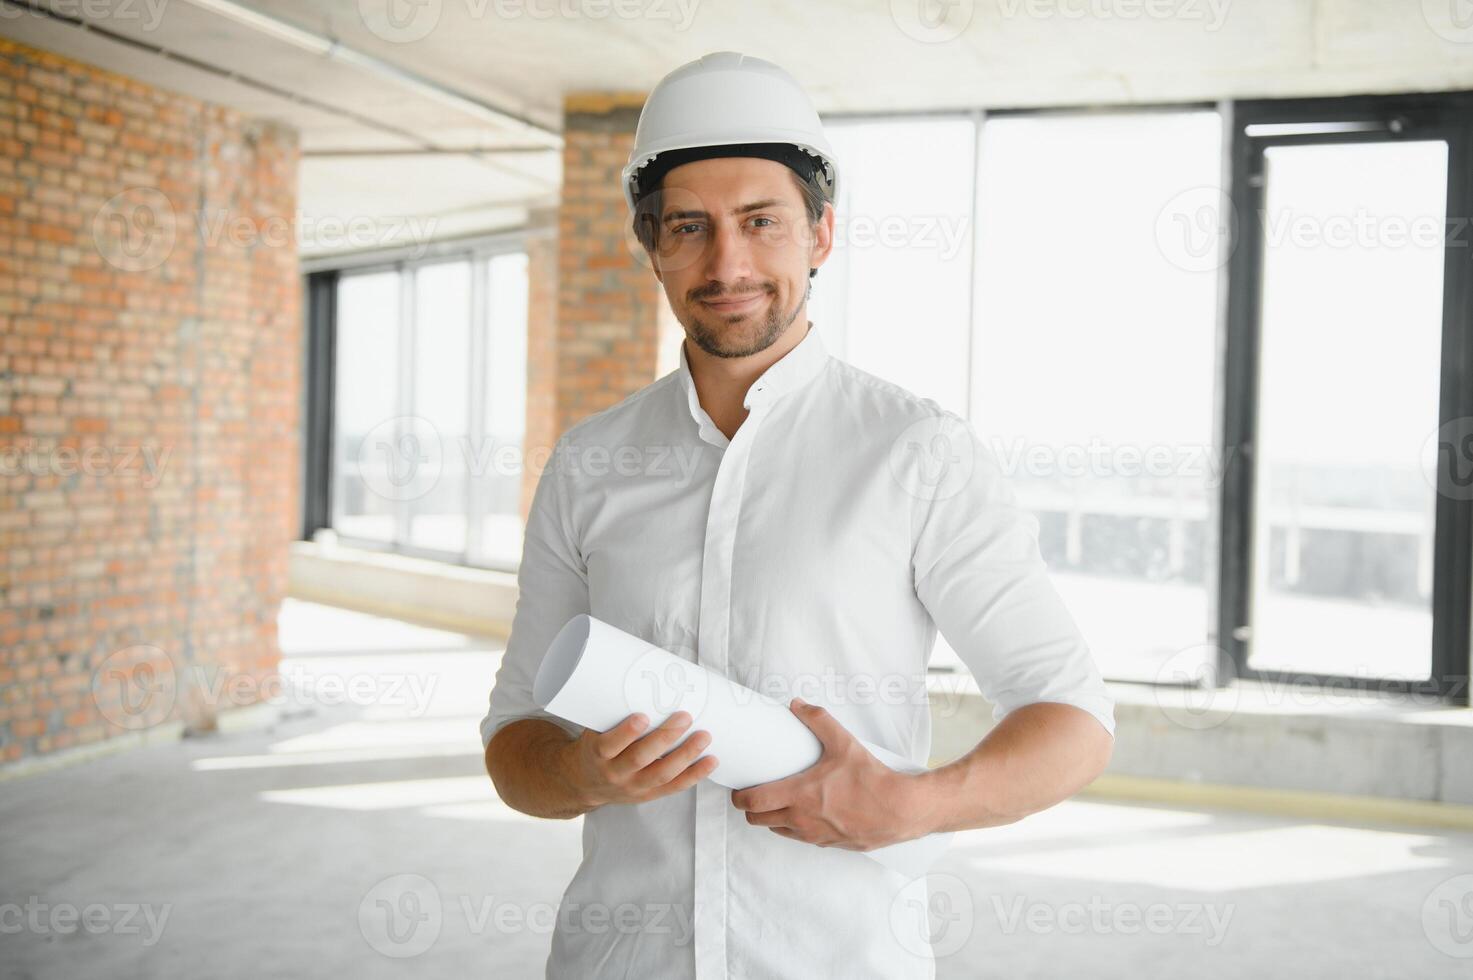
[481,436,590,749]
[908,408,1115,738]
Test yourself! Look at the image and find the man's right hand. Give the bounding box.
[561,711,719,808]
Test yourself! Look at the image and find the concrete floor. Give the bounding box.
[2,599,1471,978]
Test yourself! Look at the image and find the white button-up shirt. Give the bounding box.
[481,320,1115,979]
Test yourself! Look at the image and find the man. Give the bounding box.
[482,51,1115,978]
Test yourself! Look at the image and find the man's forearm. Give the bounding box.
[484,718,595,820]
[904,701,1114,836]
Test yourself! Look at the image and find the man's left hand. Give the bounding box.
[730,698,927,851]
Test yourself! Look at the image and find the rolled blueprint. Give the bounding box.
[533,613,955,880]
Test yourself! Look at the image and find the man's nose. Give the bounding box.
[702,221,753,285]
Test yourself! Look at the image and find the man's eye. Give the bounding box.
[672,223,703,235]
[751,217,776,227]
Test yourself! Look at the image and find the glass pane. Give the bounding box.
[807,117,975,416]
[1249,140,1445,681]
[333,270,401,544]
[408,260,471,555]
[480,252,529,568]
[971,111,1223,683]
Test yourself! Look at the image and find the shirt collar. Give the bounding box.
[678,320,828,431]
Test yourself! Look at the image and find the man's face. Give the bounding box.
[648,156,834,360]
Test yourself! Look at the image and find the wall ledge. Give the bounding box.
[927,673,1473,818]
[288,540,518,638]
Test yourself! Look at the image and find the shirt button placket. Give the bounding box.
[691,390,770,980]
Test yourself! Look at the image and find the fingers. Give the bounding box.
[587,710,721,803]
[652,745,720,796]
[637,726,714,789]
[688,754,722,786]
[790,698,842,743]
[613,710,694,773]
[568,710,718,807]
[744,805,794,828]
[622,712,719,798]
[595,712,656,760]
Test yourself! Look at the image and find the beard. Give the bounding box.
[683,280,808,359]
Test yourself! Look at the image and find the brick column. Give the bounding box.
[520,206,558,525]
[521,91,664,520]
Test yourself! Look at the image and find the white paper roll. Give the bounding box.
[533,613,954,880]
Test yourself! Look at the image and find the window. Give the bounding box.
[332,270,400,545]
[1222,94,1472,701]
[1247,140,1444,680]
[971,110,1223,684]
[313,242,531,571]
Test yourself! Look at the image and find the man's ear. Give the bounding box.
[808,201,837,276]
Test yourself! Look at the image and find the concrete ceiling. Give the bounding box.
[3,0,1471,258]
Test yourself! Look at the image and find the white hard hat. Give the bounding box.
[621,51,839,216]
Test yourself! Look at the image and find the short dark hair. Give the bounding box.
[631,163,829,256]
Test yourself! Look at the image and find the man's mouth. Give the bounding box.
[701,292,766,311]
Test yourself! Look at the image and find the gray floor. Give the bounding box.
[2,600,1471,978]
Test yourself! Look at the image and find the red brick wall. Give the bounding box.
[520,208,558,525]
[520,92,665,521]
[0,38,300,764]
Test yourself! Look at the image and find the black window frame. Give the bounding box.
[302,270,336,543]
[1218,90,1473,705]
